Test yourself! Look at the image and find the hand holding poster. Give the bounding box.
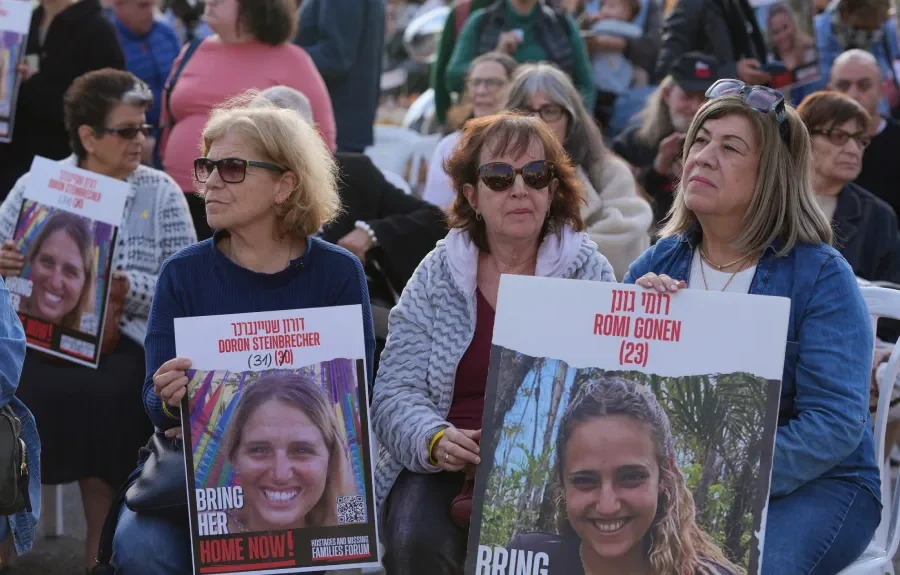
[175,305,380,574]
[465,277,791,575]
[5,156,128,367]
[749,0,820,89]
[0,0,30,143]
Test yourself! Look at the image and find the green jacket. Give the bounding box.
[431,0,494,124]
[445,1,595,112]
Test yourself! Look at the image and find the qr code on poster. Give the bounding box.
[337,495,366,524]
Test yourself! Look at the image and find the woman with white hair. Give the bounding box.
[110,93,375,574]
[506,61,652,279]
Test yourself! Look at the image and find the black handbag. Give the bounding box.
[0,404,30,516]
[124,432,188,514]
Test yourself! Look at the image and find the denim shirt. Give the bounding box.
[0,281,40,556]
[623,232,881,502]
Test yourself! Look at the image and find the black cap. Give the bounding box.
[669,52,720,94]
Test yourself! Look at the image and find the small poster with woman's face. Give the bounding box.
[749,0,820,89]
[5,156,128,367]
[0,0,32,143]
[465,277,790,575]
[175,305,380,575]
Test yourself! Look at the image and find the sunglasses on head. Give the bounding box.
[95,124,153,140]
[194,157,287,184]
[477,160,555,191]
[705,79,791,143]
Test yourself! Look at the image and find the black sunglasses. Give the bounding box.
[477,160,555,191]
[193,157,287,184]
[705,79,791,143]
[95,124,153,140]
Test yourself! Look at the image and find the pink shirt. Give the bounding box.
[160,38,337,191]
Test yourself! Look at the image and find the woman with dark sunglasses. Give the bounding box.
[505,62,653,281]
[373,111,615,574]
[625,79,881,575]
[0,68,196,572]
[110,93,375,575]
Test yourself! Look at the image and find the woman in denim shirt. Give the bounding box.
[0,279,40,571]
[624,79,881,574]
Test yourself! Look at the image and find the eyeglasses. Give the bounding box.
[95,124,153,140]
[705,79,791,143]
[467,77,507,91]
[810,128,871,149]
[193,157,287,184]
[477,161,555,191]
[518,103,567,123]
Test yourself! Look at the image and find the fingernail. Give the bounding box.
[657,285,665,292]
[475,457,481,464]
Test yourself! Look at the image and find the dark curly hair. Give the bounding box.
[442,111,586,253]
[63,69,152,160]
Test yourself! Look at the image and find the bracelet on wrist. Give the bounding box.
[354,220,378,248]
[161,401,180,420]
[428,428,447,465]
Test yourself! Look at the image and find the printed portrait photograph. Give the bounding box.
[186,360,371,535]
[0,30,25,118]
[751,0,819,85]
[471,348,780,575]
[11,200,114,336]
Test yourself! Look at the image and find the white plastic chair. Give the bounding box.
[365,127,441,197]
[839,286,900,575]
[366,126,422,181]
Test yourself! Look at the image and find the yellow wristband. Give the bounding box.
[428,429,447,465]
[161,401,179,420]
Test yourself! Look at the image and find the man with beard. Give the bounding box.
[830,48,900,221]
[612,52,717,231]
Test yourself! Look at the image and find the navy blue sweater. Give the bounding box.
[296,0,385,152]
[143,234,375,430]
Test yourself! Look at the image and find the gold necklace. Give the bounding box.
[698,246,754,271]
[699,255,741,292]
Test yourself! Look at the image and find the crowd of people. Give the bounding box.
[0,0,898,574]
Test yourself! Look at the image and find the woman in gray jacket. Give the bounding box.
[372,111,616,574]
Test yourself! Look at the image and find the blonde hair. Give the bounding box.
[556,376,742,575]
[659,96,832,255]
[200,92,340,237]
[636,76,679,148]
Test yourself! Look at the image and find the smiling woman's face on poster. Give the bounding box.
[230,398,331,530]
[20,210,96,330]
[562,414,661,563]
[223,373,358,533]
[30,228,88,322]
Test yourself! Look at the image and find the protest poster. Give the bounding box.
[749,0,820,90]
[466,277,791,575]
[0,0,31,143]
[175,305,380,575]
[5,156,128,368]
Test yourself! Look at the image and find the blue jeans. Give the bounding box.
[112,507,191,575]
[762,477,881,575]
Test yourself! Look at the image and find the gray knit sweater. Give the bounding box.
[372,226,616,514]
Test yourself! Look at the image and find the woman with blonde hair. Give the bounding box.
[626,79,880,574]
[223,373,357,532]
[509,375,739,574]
[19,211,96,330]
[506,62,652,279]
[111,94,375,575]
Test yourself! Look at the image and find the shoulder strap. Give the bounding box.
[163,38,203,129]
